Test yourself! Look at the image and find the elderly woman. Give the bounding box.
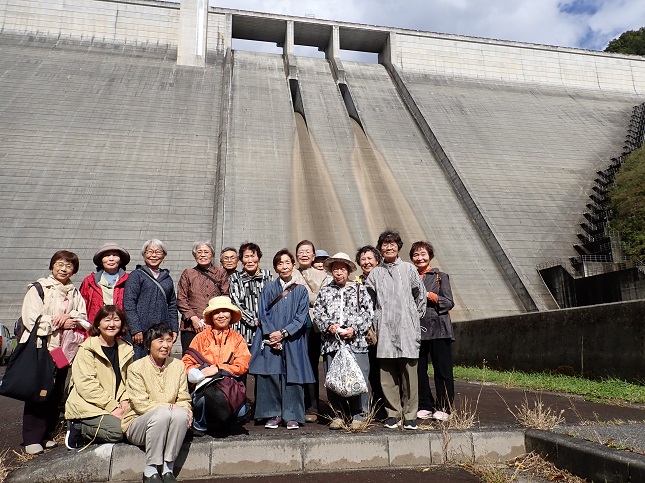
[177,241,230,353]
[182,296,250,435]
[410,241,456,422]
[354,245,385,417]
[20,250,88,455]
[249,249,313,430]
[229,242,273,346]
[65,305,134,449]
[123,324,192,483]
[80,242,130,325]
[123,239,178,360]
[313,253,373,430]
[365,230,426,431]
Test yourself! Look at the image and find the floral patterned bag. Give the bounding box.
[324,340,368,397]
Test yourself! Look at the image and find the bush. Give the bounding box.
[610,145,645,259]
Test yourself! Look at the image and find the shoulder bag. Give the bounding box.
[324,334,368,397]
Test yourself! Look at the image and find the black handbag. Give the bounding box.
[0,316,57,402]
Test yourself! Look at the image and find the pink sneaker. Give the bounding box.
[417,410,432,420]
[432,410,450,421]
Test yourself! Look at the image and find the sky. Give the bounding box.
[209,0,645,54]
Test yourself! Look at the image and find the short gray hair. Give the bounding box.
[141,239,167,257]
[192,240,215,258]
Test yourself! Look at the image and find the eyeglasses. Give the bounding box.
[222,256,238,262]
[381,241,398,247]
[53,261,74,270]
[296,249,313,255]
[145,249,164,256]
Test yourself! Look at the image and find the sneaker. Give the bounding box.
[351,418,367,431]
[416,409,433,420]
[286,420,299,430]
[432,410,450,421]
[265,416,283,429]
[43,440,58,449]
[24,443,44,455]
[305,413,318,423]
[383,417,401,429]
[65,421,84,450]
[329,417,343,430]
[403,420,418,430]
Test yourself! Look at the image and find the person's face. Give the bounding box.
[380,240,399,262]
[242,249,259,274]
[149,333,173,361]
[412,247,431,272]
[331,262,349,287]
[211,309,232,330]
[144,245,165,270]
[359,251,378,276]
[102,251,121,274]
[312,260,325,271]
[276,254,294,280]
[220,250,239,271]
[194,244,214,268]
[98,312,122,342]
[296,244,314,269]
[51,259,74,284]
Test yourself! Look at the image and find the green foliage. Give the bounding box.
[605,27,645,56]
[441,365,645,403]
[609,145,645,259]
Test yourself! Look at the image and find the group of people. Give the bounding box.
[14,230,455,483]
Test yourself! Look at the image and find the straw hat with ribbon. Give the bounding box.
[203,296,242,325]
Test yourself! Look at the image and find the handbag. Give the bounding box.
[324,337,368,397]
[0,316,58,402]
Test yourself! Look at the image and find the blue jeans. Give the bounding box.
[254,374,305,423]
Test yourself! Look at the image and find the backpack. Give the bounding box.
[14,282,45,339]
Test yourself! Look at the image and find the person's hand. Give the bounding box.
[119,400,130,412]
[328,324,340,334]
[268,330,283,344]
[172,332,178,343]
[62,319,78,330]
[191,317,205,333]
[340,327,354,339]
[201,364,219,377]
[132,332,143,345]
[427,291,439,304]
[52,313,71,329]
[111,406,125,420]
[188,415,193,429]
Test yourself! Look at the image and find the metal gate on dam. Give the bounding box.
[1,0,645,324]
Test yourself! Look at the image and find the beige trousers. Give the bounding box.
[126,407,190,467]
[379,358,419,421]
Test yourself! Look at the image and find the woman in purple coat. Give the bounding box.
[249,249,314,430]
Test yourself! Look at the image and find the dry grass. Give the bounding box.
[462,452,587,482]
[0,449,11,483]
[320,398,383,433]
[505,393,565,430]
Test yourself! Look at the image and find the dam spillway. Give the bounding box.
[0,0,644,324]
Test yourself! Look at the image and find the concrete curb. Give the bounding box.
[525,429,645,483]
[7,429,525,482]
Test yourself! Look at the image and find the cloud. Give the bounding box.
[210,0,645,51]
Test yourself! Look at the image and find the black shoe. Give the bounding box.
[383,417,401,429]
[142,474,162,483]
[162,472,178,483]
[65,420,84,450]
[192,427,206,437]
[403,420,418,430]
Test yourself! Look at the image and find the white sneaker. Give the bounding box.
[417,409,432,420]
[432,410,450,421]
[24,443,44,455]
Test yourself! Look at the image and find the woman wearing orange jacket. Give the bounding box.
[182,296,250,435]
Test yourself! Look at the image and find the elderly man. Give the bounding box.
[365,230,425,430]
[220,247,239,277]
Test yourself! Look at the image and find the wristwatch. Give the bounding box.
[280,329,289,339]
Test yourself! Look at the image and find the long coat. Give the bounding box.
[248,279,315,384]
[365,258,426,359]
[420,268,455,340]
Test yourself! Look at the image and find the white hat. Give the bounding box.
[323,252,357,273]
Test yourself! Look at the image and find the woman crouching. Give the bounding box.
[182,296,250,435]
[64,305,134,449]
[122,324,192,483]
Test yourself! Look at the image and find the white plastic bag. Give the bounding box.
[324,342,368,397]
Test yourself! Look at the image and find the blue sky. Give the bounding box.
[209,0,645,52]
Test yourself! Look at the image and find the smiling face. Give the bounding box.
[149,333,173,363]
[51,259,74,284]
[359,251,378,277]
[276,254,294,281]
[194,244,214,269]
[211,309,232,330]
[241,249,259,275]
[98,312,122,345]
[331,261,349,287]
[296,244,314,269]
[412,247,431,272]
[380,240,399,263]
[101,250,122,275]
[144,245,165,270]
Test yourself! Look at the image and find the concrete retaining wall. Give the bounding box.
[453,299,645,381]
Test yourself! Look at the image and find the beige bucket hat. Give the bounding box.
[93,242,131,268]
[203,296,242,325]
[323,252,357,273]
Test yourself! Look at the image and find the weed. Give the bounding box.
[0,449,11,483]
[505,393,565,430]
[320,398,382,433]
[508,452,586,482]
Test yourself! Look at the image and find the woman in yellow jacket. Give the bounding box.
[64,305,134,449]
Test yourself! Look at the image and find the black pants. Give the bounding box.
[23,367,68,445]
[367,345,386,415]
[418,339,454,413]
[181,331,197,355]
[304,328,320,413]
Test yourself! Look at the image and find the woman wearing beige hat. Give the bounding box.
[182,296,251,435]
[312,253,373,430]
[80,242,131,325]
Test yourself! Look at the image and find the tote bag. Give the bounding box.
[0,316,57,402]
[324,341,368,397]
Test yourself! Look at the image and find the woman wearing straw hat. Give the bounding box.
[313,253,373,430]
[182,296,251,435]
[80,242,131,325]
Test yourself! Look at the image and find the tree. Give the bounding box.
[605,27,645,56]
[610,145,645,260]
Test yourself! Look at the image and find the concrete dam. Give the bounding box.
[1,0,644,325]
